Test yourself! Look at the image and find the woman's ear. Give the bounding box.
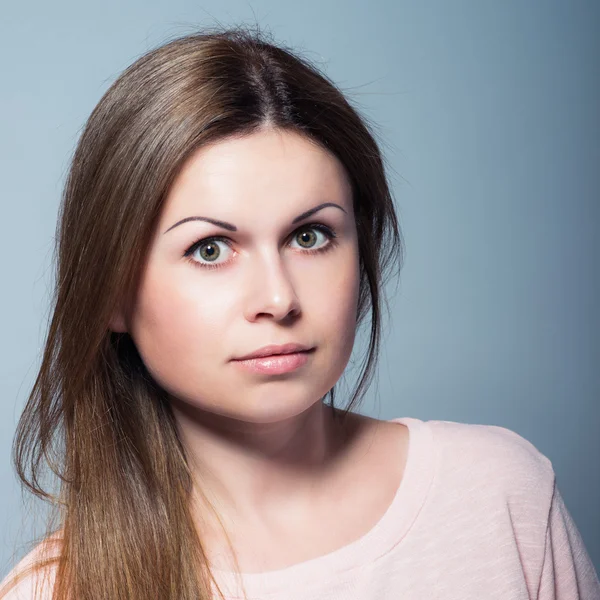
[108,303,129,333]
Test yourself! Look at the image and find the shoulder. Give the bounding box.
[0,533,61,600]
[425,418,556,508]
[426,418,554,475]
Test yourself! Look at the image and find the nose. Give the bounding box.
[244,250,301,323]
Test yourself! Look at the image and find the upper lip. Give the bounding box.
[233,343,313,361]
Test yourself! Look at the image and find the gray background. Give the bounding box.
[1,0,598,580]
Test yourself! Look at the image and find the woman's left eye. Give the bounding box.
[183,223,338,271]
[289,224,336,252]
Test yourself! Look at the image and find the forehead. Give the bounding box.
[160,128,352,220]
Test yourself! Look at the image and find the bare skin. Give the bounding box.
[110,126,409,573]
[197,412,409,573]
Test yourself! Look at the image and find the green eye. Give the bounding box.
[296,229,318,249]
[198,242,220,262]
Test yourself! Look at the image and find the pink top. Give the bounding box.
[2,417,599,599]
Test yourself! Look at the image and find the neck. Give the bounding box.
[171,399,357,529]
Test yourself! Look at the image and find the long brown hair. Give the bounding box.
[1,24,403,600]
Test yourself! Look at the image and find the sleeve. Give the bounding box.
[0,566,56,600]
[536,483,600,599]
[0,567,54,600]
[0,541,58,600]
[1,575,35,600]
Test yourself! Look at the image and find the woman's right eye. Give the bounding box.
[183,237,234,271]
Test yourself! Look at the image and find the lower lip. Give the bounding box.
[232,350,314,375]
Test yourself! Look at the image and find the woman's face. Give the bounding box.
[114,128,360,423]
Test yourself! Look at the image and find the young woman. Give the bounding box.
[1,25,598,600]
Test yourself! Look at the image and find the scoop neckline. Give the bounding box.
[210,415,435,598]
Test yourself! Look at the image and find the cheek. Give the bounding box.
[334,263,360,339]
[303,245,360,362]
[128,266,234,393]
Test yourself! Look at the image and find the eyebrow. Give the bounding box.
[163,202,347,234]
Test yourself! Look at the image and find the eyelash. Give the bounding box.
[183,223,339,271]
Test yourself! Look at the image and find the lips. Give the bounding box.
[233,343,313,361]
[232,350,312,375]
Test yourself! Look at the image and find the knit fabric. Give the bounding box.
[2,416,599,599]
